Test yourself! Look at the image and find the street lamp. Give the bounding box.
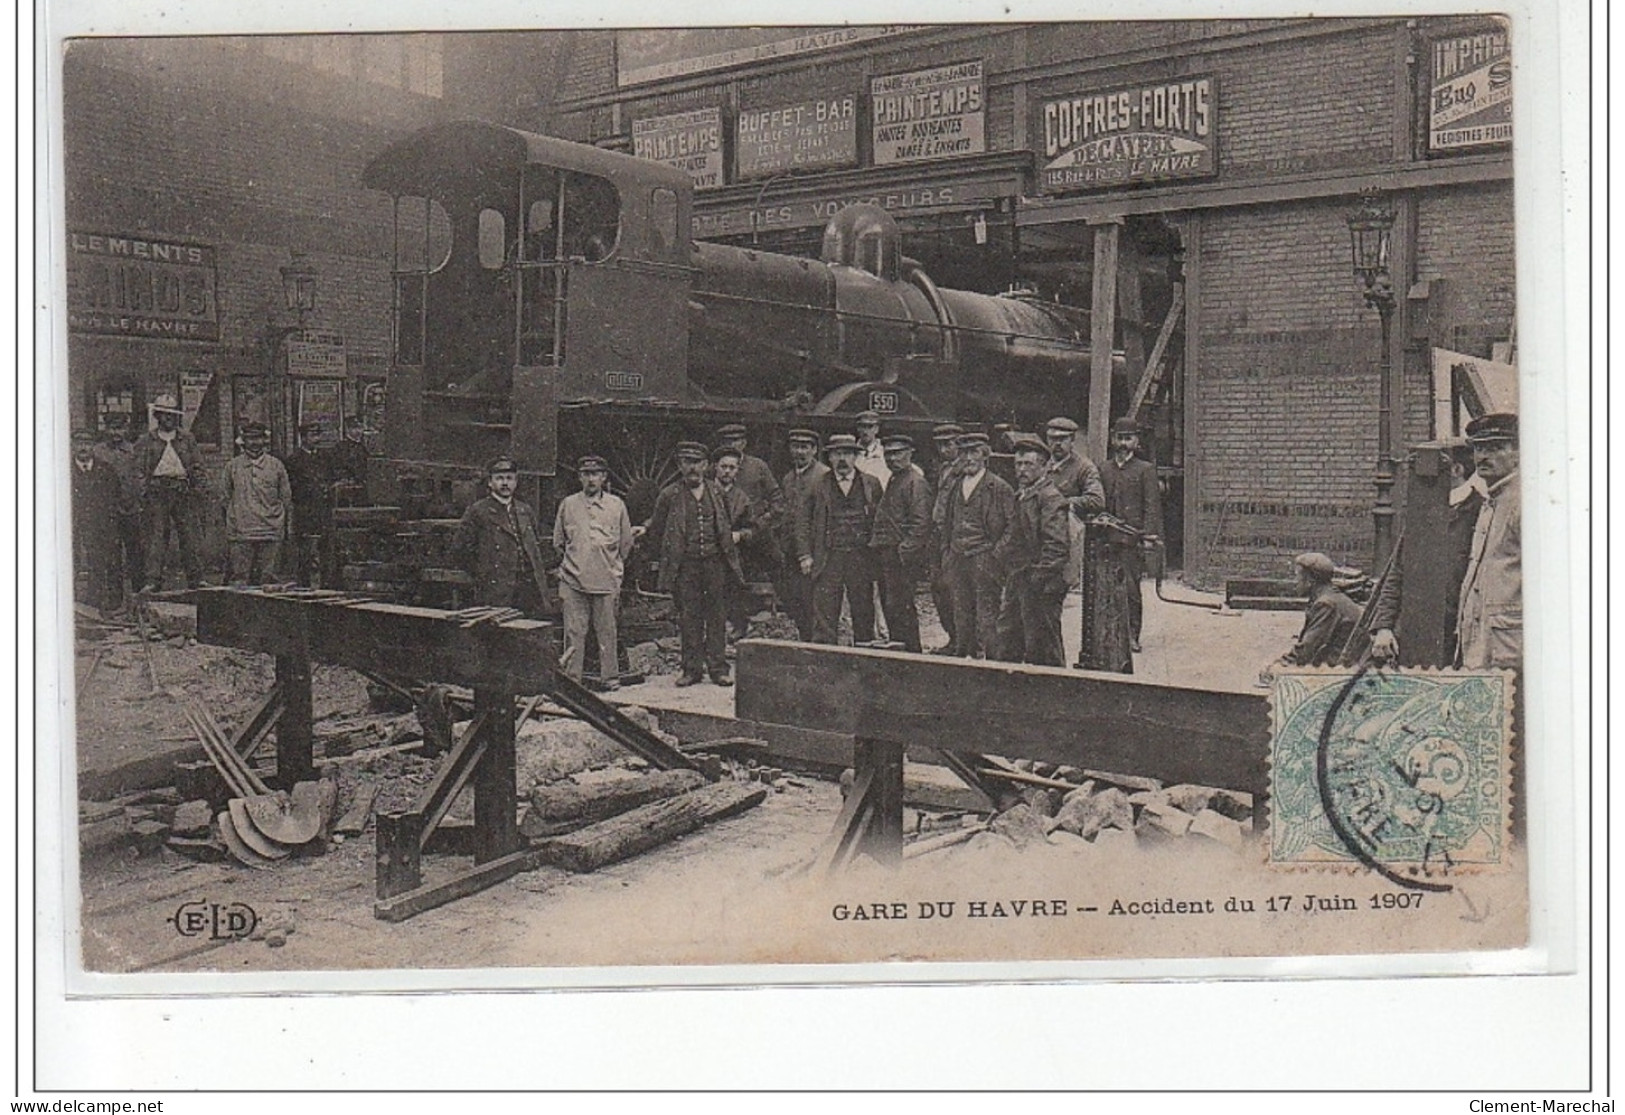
[265,252,320,453]
[280,252,318,329]
[1347,190,1398,573]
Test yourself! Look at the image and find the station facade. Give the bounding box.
[59,21,1515,585]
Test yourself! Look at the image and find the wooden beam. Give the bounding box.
[1087,220,1120,464]
[373,848,543,922]
[1126,285,1185,422]
[736,641,1269,798]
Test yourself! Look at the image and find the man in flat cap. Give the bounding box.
[992,436,1071,666]
[927,423,965,650]
[1101,417,1162,652]
[451,454,551,616]
[1263,552,1365,679]
[799,433,883,645]
[715,424,783,629]
[136,393,207,591]
[644,441,743,686]
[552,454,635,688]
[934,431,1015,658]
[70,427,122,609]
[221,421,292,585]
[870,434,933,653]
[1455,412,1521,669]
[853,410,890,489]
[1044,416,1106,518]
[775,428,828,640]
[711,444,760,640]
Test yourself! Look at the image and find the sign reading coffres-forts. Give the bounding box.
[871,61,985,165]
[1037,76,1218,192]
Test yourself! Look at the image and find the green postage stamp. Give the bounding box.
[1269,668,1516,880]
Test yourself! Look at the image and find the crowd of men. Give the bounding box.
[69,393,361,612]
[449,409,1165,692]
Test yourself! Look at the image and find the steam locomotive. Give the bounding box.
[358,119,1110,532]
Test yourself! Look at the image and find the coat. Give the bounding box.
[134,428,208,496]
[798,470,883,580]
[646,480,744,592]
[778,461,829,557]
[1280,583,1364,667]
[1047,451,1106,513]
[450,495,551,608]
[1456,472,1521,668]
[70,459,120,567]
[1102,454,1162,544]
[935,468,1015,559]
[993,476,1071,591]
[870,466,933,561]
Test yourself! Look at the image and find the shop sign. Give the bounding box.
[1037,75,1218,193]
[871,60,986,165]
[736,96,857,178]
[633,107,725,189]
[66,231,219,341]
[692,172,1020,238]
[618,27,915,87]
[286,330,348,378]
[1428,31,1512,152]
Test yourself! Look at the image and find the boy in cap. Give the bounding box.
[870,434,933,652]
[992,436,1071,666]
[1262,552,1365,680]
[1101,417,1162,652]
[136,393,207,591]
[799,433,883,645]
[775,428,828,640]
[552,454,635,688]
[70,427,122,609]
[451,454,551,615]
[221,422,293,585]
[644,442,744,686]
[1455,412,1520,669]
[934,431,1015,657]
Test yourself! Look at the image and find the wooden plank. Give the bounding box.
[1087,219,1120,465]
[1127,285,1184,421]
[536,782,767,874]
[334,783,379,835]
[372,848,543,922]
[736,641,1269,797]
[521,769,706,838]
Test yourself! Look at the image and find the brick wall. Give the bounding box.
[1415,182,1518,357]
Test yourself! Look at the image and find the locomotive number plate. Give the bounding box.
[869,390,899,414]
[606,372,644,391]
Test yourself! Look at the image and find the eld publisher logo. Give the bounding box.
[168,900,258,940]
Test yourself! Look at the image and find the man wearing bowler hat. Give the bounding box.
[799,433,883,645]
[870,434,933,653]
[552,454,635,688]
[644,441,743,686]
[993,435,1071,666]
[1101,417,1162,652]
[451,454,551,616]
[136,393,207,591]
[1455,412,1521,669]
[776,428,828,640]
[934,431,1015,658]
[221,421,292,585]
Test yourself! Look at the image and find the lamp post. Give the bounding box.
[1347,191,1398,573]
[266,252,319,453]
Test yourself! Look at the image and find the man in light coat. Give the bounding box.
[1455,412,1521,669]
[221,422,292,585]
[552,454,635,688]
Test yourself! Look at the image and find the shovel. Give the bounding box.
[242,780,333,847]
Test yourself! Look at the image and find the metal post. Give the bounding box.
[1369,286,1398,573]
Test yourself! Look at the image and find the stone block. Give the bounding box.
[1188,808,1247,851]
[1136,801,1196,839]
[1164,785,1216,815]
[1206,788,1254,823]
[989,803,1047,849]
[171,800,213,837]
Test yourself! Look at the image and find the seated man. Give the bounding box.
[1261,552,1365,683]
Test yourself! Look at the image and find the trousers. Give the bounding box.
[995,572,1066,666]
[875,548,922,653]
[812,548,876,645]
[674,555,729,679]
[559,581,620,683]
[142,483,201,589]
[228,539,284,585]
[942,550,1001,658]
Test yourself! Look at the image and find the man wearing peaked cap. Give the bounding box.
[799,429,883,645]
[775,428,828,640]
[135,393,207,591]
[715,423,783,558]
[552,452,635,687]
[1102,416,1161,652]
[927,424,966,650]
[1043,414,1104,589]
[642,438,744,686]
[710,443,761,640]
[870,433,933,652]
[451,453,552,615]
[222,419,292,586]
[991,436,1071,665]
[1456,411,1521,669]
[1267,552,1365,674]
[933,426,1015,657]
[853,410,890,489]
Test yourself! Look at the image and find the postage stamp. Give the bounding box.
[1269,668,1515,879]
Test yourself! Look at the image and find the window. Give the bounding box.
[478,209,507,270]
[651,188,679,259]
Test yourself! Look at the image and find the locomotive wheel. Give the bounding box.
[607,436,680,527]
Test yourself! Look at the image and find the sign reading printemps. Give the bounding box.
[66,231,219,341]
[1038,76,1218,192]
[1428,30,1512,152]
[871,60,986,165]
[736,96,857,178]
[633,108,725,189]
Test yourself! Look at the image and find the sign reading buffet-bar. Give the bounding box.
[1038,75,1218,192]
[736,96,858,178]
[633,107,725,189]
[870,60,986,165]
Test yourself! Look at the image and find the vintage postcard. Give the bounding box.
[45,10,1575,1004]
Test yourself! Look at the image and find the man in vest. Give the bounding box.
[993,436,1072,666]
[1101,417,1162,653]
[644,442,744,686]
[934,431,1015,658]
[775,428,827,640]
[450,454,551,615]
[870,434,933,653]
[799,433,883,645]
[1455,412,1521,669]
[136,394,207,592]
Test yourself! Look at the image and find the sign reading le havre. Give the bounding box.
[1039,76,1218,192]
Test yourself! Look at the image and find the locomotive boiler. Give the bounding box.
[359,119,1103,531]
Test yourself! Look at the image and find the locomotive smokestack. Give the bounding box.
[820,203,901,282]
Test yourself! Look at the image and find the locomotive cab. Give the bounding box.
[362,120,694,511]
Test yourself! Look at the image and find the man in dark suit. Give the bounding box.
[775,428,827,640]
[870,434,933,653]
[926,423,963,652]
[993,436,1071,666]
[934,431,1015,658]
[450,454,551,615]
[284,421,336,587]
[135,393,207,592]
[644,441,744,686]
[1101,417,1162,653]
[799,434,883,645]
[71,428,122,610]
[711,444,760,640]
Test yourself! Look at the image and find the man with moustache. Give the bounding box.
[451,454,551,615]
[645,442,743,686]
[1454,412,1521,669]
[799,434,883,646]
[775,428,827,640]
[710,444,760,640]
[870,434,933,653]
[93,412,145,603]
[934,431,1015,658]
[1100,418,1162,653]
[926,422,964,652]
[135,393,207,592]
[993,436,1072,666]
[552,454,635,688]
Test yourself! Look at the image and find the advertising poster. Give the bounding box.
[871,60,986,165]
[735,95,857,178]
[1038,75,1218,192]
[1429,30,1513,151]
[632,107,725,188]
[65,231,219,341]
